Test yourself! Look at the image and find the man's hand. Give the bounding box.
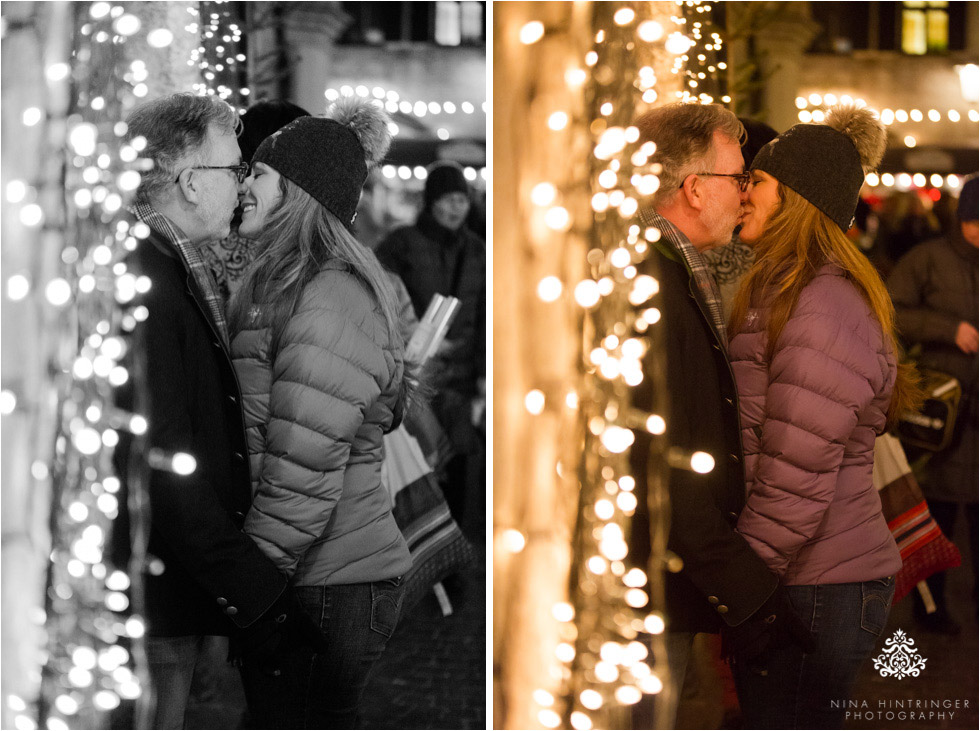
[955,321,978,354]
[238,587,327,675]
[722,586,816,668]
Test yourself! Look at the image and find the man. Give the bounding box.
[376,161,486,537]
[887,174,979,635]
[627,103,811,725]
[113,94,320,728]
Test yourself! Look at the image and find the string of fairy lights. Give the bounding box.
[503,2,712,729]
[2,2,247,729]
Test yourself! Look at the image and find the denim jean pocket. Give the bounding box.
[370,577,404,639]
[860,576,895,636]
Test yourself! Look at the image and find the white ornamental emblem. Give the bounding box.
[872,629,927,679]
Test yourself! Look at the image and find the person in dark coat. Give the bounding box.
[887,173,979,634]
[627,102,810,728]
[375,162,486,535]
[112,93,322,729]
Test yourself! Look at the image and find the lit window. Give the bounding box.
[902,1,949,55]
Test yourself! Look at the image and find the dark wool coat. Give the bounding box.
[113,227,287,637]
[629,242,778,634]
[887,231,979,503]
[376,212,486,396]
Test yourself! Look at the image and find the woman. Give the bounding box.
[727,105,920,729]
[227,98,413,729]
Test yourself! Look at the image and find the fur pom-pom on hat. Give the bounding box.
[251,100,393,227]
[823,105,886,173]
[751,104,885,232]
[326,97,392,168]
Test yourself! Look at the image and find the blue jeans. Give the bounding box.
[239,578,405,729]
[146,635,240,729]
[731,577,895,729]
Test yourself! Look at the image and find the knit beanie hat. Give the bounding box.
[251,98,392,227]
[751,106,885,232]
[424,161,469,209]
[957,174,978,221]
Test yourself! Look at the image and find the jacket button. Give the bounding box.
[707,595,719,605]
[234,511,245,521]
[712,343,722,351]
[729,453,739,463]
[717,605,729,614]
[725,397,734,406]
[728,512,738,521]
[225,606,238,616]
[217,597,228,607]
[227,395,238,404]
[212,341,221,349]
[234,452,245,463]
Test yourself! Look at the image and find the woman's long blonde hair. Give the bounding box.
[728,184,921,426]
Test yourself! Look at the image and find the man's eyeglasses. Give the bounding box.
[176,162,250,184]
[680,172,752,192]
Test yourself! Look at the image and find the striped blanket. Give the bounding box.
[873,433,961,603]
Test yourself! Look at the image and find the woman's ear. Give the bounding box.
[175,168,200,204]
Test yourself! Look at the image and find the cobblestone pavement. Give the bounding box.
[358,550,487,730]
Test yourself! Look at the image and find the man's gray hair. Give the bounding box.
[125,93,240,202]
[633,103,746,208]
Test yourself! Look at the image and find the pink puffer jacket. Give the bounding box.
[729,264,902,585]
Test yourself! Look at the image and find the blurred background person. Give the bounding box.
[886,174,979,635]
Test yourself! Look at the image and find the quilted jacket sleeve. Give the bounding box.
[244,272,385,576]
[887,245,959,346]
[737,279,885,576]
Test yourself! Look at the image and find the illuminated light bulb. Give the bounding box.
[912,173,926,188]
[125,616,145,638]
[586,51,599,67]
[7,274,30,301]
[382,165,396,179]
[103,476,121,493]
[565,391,579,411]
[797,110,813,123]
[591,192,610,212]
[555,642,576,663]
[89,1,110,18]
[625,588,649,607]
[86,404,102,422]
[644,613,666,635]
[97,493,118,514]
[904,136,916,148]
[928,109,941,122]
[551,602,575,624]
[949,109,961,122]
[45,278,71,306]
[807,93,821,106]
[587,555,608,574]
[608,190,625,207]
[665,32,692,55]
[531,689,555,710]
[580,689,603,710]
[599,101,612,116]
[6,180,27,203]
[895,109,909,122]
[615,686,642,705]
[638,20,664,42]
[600,642,623,664]
[623,568,647,587]
[68,667,94,688]
[118,679,142,700]
[525,389,546,415]
[599,357,620,379]
[22,107,42,128]
[642,307,662,324]
[94,691,120,711]
[691,451,715,473]
[621,338,643,359]
[594,499,615,520]
[519,21,544,43]
[147,28,174,47]
[840,94,854,105]
[135,276,151,293]
[397,166,411,181]
[617,492,637,511]
[644,227,661,242]
[614,7,635,24]
[20,203,44,227]
[31,461,48,480]
[412,165,426,179]
[538,709,561,729]
[102,427,120,446]
[46,63,70,81]
[92,244,113,266]
[112,12,141,35]
[73,357,94,379]
[54,695,79,715]
[544,206,571,231]
[865,173,880,187]
[930,174,944,188]
[428,102,441,115]
[74,189,93,208]
[172,452,197,475]
[574,280,601,308]
[105,591,129,612]
[118,170,141,191]
[610,247,631,268]
[794,97,807,110]
[589,347,608,366]
[531,182,557,206]
[823,93,838,106]
[598,170,618,189]
[881,173,895,187]
[537,276,563,302]
[640,673,664,694]
[544,110,569,132]
[461,101,475,114]
[635,174,660,197]
[910,109,923,122]
[565,68,587,87]
[68,502,89,521]
[72,646,97,670]
[500,529,526,554]
[645,414,667,435]
[619,197,638,217]
[811,110,825,123]
[570,712,593,731]
[356,85,369,97]
[594,661,619,683]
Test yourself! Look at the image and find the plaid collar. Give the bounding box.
[130,202,229,346]
[638,207,727,344]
